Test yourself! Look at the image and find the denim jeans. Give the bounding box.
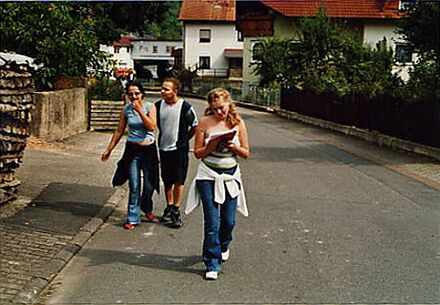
[127,154,154,224]
[196,166,238,272]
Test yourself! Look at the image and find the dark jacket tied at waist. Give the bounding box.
[112,142,160,193]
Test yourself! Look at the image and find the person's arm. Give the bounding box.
[133,101,156,131]
[193,118,222,159]
[101,110,127,161]
[187,105,198,140]
[225,119,250,159]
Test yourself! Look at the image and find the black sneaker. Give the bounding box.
[168,209,182,228]
[160,205,173,223]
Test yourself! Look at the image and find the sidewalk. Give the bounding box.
[0,132,127,304]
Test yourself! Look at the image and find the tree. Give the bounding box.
[249,39,293,87]
[251,9,397,97]
[397,1,440,101]
[0,2,171,89]
[143,1,182,39]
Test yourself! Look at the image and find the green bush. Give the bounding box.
[252,9,400,99]
[90,77,124,101]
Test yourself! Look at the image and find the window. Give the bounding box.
[199,29,211,43]
[237,30,243,42]
[114,47,120,54]
[399,0,417,10]
[395,44,413,63]
[166,46,174,54]
[251,41,263,62]
[153,46,158,54]
[199,56,210,69]
[126,47,130,53]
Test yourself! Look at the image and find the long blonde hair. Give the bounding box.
[205,88,241,128]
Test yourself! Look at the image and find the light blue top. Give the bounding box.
[124,102,155,143]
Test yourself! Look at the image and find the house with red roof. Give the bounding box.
[131,38,182,79]
[236,0,413,84]
[99,34,137,71]
[179,0,244,79]
[99,34,182,79]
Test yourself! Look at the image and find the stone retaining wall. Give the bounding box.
[31,88,88,140]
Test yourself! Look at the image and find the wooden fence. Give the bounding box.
[281,88,440,148]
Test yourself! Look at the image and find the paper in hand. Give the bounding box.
[207,129,237,145]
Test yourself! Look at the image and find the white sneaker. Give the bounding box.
[221,249,230,262]
[205,271,218,280]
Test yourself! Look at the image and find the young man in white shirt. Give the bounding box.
[155,78,198,228]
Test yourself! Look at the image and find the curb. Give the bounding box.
[11,187,128,304]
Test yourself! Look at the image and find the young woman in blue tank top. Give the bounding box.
[101,82,159,230]
[190,88,250,280]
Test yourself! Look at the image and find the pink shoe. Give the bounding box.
[146,212,155,222]
[124,223,137,230]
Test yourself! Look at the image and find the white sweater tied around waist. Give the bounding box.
[185,162,248,217]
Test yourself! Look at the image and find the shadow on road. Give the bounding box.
[81,248,202,276]
[0,182,113,235]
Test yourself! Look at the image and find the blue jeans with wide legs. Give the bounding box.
[196,166,238,273]
[127,154,154,224]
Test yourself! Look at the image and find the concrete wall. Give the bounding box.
[31,88,88,140]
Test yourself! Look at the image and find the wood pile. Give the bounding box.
[0,57,35,205]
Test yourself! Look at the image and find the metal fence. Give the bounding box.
[185,79,281,109]
[139,78,281,109]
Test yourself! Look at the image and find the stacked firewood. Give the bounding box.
[0,56,35,205]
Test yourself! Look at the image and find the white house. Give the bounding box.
[179,0,243,79]
[99,35,182,79]
[131,38,182,79]
[99,35,135,70]
[237,0,414,84]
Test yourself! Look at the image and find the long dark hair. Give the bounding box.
[126,81,144,94]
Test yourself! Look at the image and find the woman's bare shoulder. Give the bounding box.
[199,114,215,126]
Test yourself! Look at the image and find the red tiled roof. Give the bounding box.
[260,0,401,19]
[113,35,137,47]
[179,0,236,21]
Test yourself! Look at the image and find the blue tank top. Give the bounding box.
[124,102,155,143]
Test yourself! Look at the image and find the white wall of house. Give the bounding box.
[99,45,134,68]
[363,21,399,50]
[364,21,413,81]
[243,18,413,84]
[183,22,243,73]
[131,40,182,61]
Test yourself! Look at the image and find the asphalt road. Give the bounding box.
[37,94,440,304]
